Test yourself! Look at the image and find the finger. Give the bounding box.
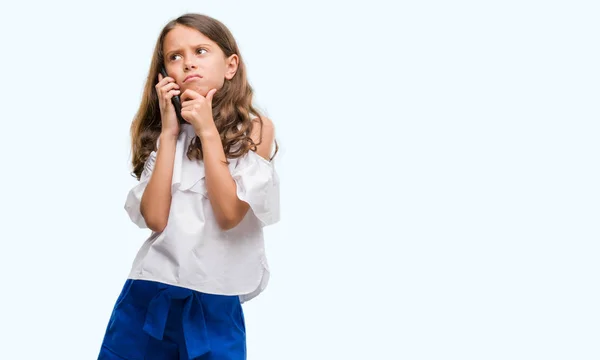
[180,103,196,114]
[161,82,180,93]
[206,89,217,103]
[156,76,177,88]
[181,89,200,102]
[181,99,195,108]
[180,109,193,123]
[158,84,180,100]
[165,89,181,100]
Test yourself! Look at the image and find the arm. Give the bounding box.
[140,133,177,232]
[200,117,275,230]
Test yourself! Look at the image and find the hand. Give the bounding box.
[180,88,217,137]
[156,73,181,138]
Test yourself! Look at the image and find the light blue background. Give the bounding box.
[0,0,598,359]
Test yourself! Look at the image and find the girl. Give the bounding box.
[98,13,280,360]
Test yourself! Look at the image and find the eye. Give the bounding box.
[197,48,207,55]
[169,54,182,61]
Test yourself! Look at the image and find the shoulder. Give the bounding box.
[250,116,275,160]
[251,116,274,137]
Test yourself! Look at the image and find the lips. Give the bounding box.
[184,74,202,83]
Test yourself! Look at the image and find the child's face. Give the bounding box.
[162,25,238,97]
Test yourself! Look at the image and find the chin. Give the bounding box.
[189,85,208,96]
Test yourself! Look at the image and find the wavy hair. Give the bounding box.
[129,13,277,180]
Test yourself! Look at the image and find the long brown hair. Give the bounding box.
[129,13,277,180]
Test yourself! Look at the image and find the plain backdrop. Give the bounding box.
[0,1,598,359]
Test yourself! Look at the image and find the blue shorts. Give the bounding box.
[98,279,246,360]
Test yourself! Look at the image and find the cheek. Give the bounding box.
[213,76,226,89]
[204,63,227,87]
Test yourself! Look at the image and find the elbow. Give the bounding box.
[216,209,248,231]
[147,221,167,233]
[217,216,241,231]
[213,200,252,231]
[142,211,168,233]
[216,202,251,231]
[140,200,169,233]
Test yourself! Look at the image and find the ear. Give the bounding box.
[224,54,239,80]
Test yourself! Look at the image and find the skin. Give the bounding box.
[141,24,274,232]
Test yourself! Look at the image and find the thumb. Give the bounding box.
[206,88,217,103]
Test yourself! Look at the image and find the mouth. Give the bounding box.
[183,74,202,83]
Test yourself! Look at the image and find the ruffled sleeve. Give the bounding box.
[124,151,157,228]
[231,150,280,227]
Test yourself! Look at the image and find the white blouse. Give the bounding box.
[124,124,280,303]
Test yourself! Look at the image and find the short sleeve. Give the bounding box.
[231,150,280,227]
[124,151,157,228]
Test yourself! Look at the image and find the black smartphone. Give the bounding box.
[160,67,185,124]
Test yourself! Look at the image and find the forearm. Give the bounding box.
[200,127,248,230]
[140,134,177,232]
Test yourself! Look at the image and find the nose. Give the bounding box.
[184,59,197,71]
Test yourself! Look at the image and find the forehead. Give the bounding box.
[163,24,215,50]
